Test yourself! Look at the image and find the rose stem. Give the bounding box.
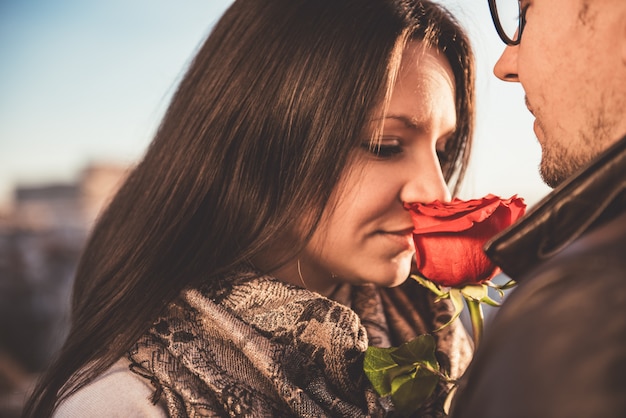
[466,298,484,349]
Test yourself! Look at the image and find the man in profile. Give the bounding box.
[452,0,626,417]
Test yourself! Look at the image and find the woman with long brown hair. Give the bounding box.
[24,0,476,416]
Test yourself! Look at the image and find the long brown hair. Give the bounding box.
[23,1,474,416]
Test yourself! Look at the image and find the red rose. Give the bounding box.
[405,194,526,287]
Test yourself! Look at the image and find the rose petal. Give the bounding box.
[406,195,526,287]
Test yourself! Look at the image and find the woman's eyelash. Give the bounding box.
[361,143,402,158]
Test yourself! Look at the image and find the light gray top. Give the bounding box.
[53,358,167,417]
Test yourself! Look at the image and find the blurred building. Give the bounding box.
[0,162,128,417]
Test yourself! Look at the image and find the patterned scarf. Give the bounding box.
[128,270,472,417]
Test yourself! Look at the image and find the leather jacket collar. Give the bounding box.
[484,135,626,281]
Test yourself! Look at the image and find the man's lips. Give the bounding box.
[524,96,536,117]
[524,95,544,138]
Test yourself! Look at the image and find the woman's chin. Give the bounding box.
[377,264,412,288]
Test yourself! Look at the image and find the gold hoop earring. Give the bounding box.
[297,259,307,289]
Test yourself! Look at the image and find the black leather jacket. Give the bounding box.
[485,134,626,280]
[452,135,626,418]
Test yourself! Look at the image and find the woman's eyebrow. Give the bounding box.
[383,115,457,133]
[384,114,421,129]
[370,114,422,130]
[370,114,457,137]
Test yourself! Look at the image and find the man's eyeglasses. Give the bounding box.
[488,0,526,45]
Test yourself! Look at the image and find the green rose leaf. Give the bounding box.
[365,334,443,416]
[364,345,399,396]
[390,366,440,417]
[390,334,438,371]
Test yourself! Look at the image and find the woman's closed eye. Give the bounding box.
[361,137,402,159]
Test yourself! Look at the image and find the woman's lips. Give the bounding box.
[378,228,415,250]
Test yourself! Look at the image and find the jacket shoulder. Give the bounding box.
[452,211,626,418]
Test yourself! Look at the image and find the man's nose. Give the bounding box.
[493,44,520,82]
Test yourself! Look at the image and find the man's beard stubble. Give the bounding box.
[538,124,613,189]
[536,96,620,189]
[539,142,589,188]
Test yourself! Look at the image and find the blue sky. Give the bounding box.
[0,0,551,208]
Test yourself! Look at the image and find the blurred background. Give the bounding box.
[0,0,551,415]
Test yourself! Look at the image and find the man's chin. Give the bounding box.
[539,168,560,189]
[539,155,584,189]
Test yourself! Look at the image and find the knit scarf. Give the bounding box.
[128,270,472,417]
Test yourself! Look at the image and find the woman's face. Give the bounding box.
[300,41,457,295]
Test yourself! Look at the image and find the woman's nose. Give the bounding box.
[400,153,451,204]
[493,44,520,82]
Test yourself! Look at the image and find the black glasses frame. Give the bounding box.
[488,0,526,46]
